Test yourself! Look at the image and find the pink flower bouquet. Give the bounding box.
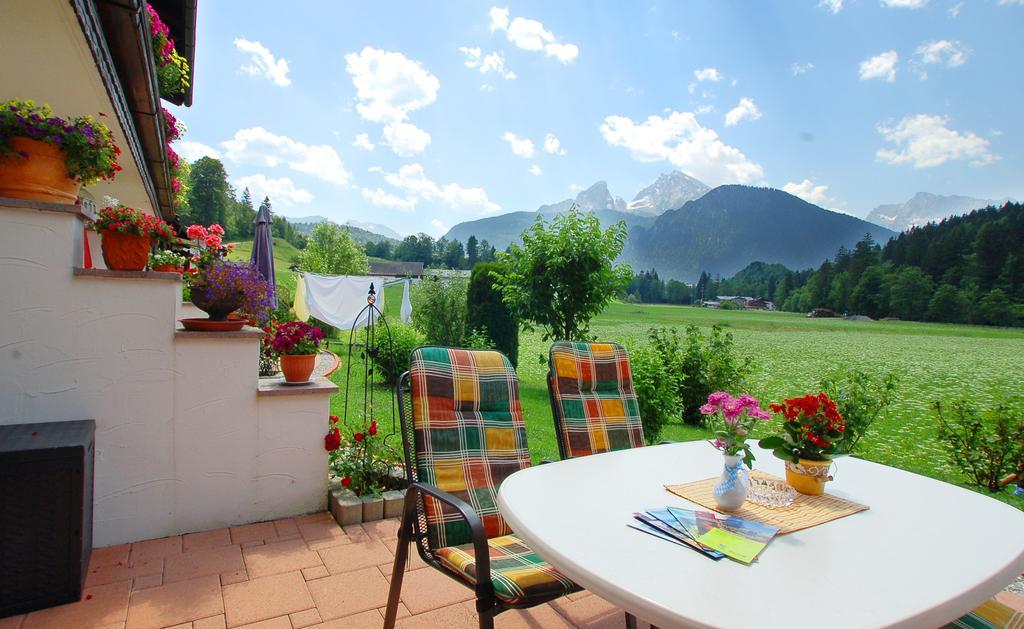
[700,391,772,468]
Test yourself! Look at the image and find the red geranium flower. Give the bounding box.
[354,432,365,442]
[329,415,339,424]
[341,477,352,488]
[324,428,341,452]
[368,421,378,437]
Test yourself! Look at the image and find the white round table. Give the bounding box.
[497,442,1024,628]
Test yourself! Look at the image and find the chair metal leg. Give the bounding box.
[625,611,638,629]
[383,514,412,629]
[478,606,495,629]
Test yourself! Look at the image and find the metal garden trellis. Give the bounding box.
[342,283,399,448]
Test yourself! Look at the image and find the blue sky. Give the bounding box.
[168,0,1024,236]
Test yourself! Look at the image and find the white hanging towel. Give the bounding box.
[302,273,384,330]
[400,279,413,324]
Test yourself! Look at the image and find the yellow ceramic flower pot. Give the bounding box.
[785,459,832,496]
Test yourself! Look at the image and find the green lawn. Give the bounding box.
[327,301,1024,508]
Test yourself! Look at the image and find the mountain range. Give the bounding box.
[289,215,400,245]
[866,192,1008,232]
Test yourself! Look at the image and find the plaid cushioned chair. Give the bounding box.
[547,341,646,460]
[384,347,580,629]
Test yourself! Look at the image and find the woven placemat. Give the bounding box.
[665,470,869,535]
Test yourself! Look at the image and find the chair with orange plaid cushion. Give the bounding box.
[383,347,580,629]
[547,341,647,460]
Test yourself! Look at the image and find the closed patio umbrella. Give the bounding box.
[251,203,277,309]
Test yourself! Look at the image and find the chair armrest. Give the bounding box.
[405,482,493,601]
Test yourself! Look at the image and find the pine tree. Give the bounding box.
[466,235,479,268]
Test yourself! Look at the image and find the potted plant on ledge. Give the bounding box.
[91,205,173,271]
[149,249,185,273]
[0,99,122,203]
[759,393,846,496]
[270,321,324,383]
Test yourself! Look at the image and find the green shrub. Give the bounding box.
[411,275,469,346]
[819,368,899,455]
[649,325,749,426]
[463,328,496,352]
[467,262,519,367]
[366,322,426,385]
[934,398,1024,491]
[627,343,680,444]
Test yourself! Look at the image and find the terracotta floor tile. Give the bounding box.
[309,609,384,629]
[240,541,264,549]
[229,522,278,546]
[293,512,332,526]
[125,575,222,629]
[234,617,291,629]
[547,595,628,629]
[128,536,182,563]
[301,565,330,581]
[376,602,411,620]
[380,539,427,572]
[131,574,163,591]
[183,529,232,553]
[289,608,322,628]
[394,603,476,629]
[459,601,573,628]
[297,518,346,543]
[271,518,299,538]
[0,615,24,629]
[340,525,372,544]
[394,567,474,615]
[85,557,163,588]
[318,539,393,575]
[305,566,389,621]
[222,571,313,628]
[243,538,323,579]
[305,533,352,552]
[193,615,226,629]
[360,519,399,541]
[220,570,249,586]
[164,545,245,584]
[22,580,130,629]
[89,544,131,571]
[94,623,126,629]
[164,623,191,629]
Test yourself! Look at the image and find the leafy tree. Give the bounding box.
[466,235,479,268]
[888,266,933,321]
[974,288,1015,326]
[395,234,435,265]
[442,239,466,269]
[478,239,495,263]
[298,222,369,275]
[926,284,970,323]
[185,157,230,227]
[665,280,692,304]
[495,205,631,344]
[850,266,887,318]
[411,275,469,346]
[467,262,518,367]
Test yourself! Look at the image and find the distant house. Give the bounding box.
[746,298,776,311]
[701,300,722,308]
[368,260,424,278]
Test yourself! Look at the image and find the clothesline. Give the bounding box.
[292,272,414,329]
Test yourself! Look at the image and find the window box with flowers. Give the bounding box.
[91,204,173,271]
[759,392,846,495]
[0,99,122,203]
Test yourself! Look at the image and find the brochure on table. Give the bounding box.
[630,507,780,564]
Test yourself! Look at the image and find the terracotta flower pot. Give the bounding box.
[0,137,81,203]
[280,354,316,383]
[101,230,151,271]
[785,459,833,496]
[151,264,179,273]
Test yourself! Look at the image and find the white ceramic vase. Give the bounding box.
[713,453,750,511]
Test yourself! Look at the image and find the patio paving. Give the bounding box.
[0,513,656,629]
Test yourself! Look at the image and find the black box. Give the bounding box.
[0,420,95,617]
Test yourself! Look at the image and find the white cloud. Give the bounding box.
[949,1,965,16]
[501,132,535,158]
[569,183,582,191]
[381,164,500,214]
[694,104,715,115]
[489,8,580,63]
[177,141,220,162]
[459,47,516,80]
[431,218,448,234]
[528,164,543,176]
[915,40,968,67]
[344,47,439,125]
[233,38,291,87]
[600,110,764,186]
[361,187,417,210]
[724,97,762,127]
[998,0,1024,4]
[222,127,351,186]
[881,0,928,7]
[791,61,814,76]
[382,122,431,156]
[876,114,997,168]
[479,84,496,92]
[819,0,843,13]
[859,51,899,82]
[693,67,722,82]
[783,179,831,205]
[235,174,313,206]
[352,133,375,151]
[543,133,567,155]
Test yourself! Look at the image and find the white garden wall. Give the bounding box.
[0,201,333,546]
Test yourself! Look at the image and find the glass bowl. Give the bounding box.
[747,477,797,508]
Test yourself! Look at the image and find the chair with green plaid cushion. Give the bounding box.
[547,341,646,460]
[384,346,580,629]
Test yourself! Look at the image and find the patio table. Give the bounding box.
[496,442,1024,628]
